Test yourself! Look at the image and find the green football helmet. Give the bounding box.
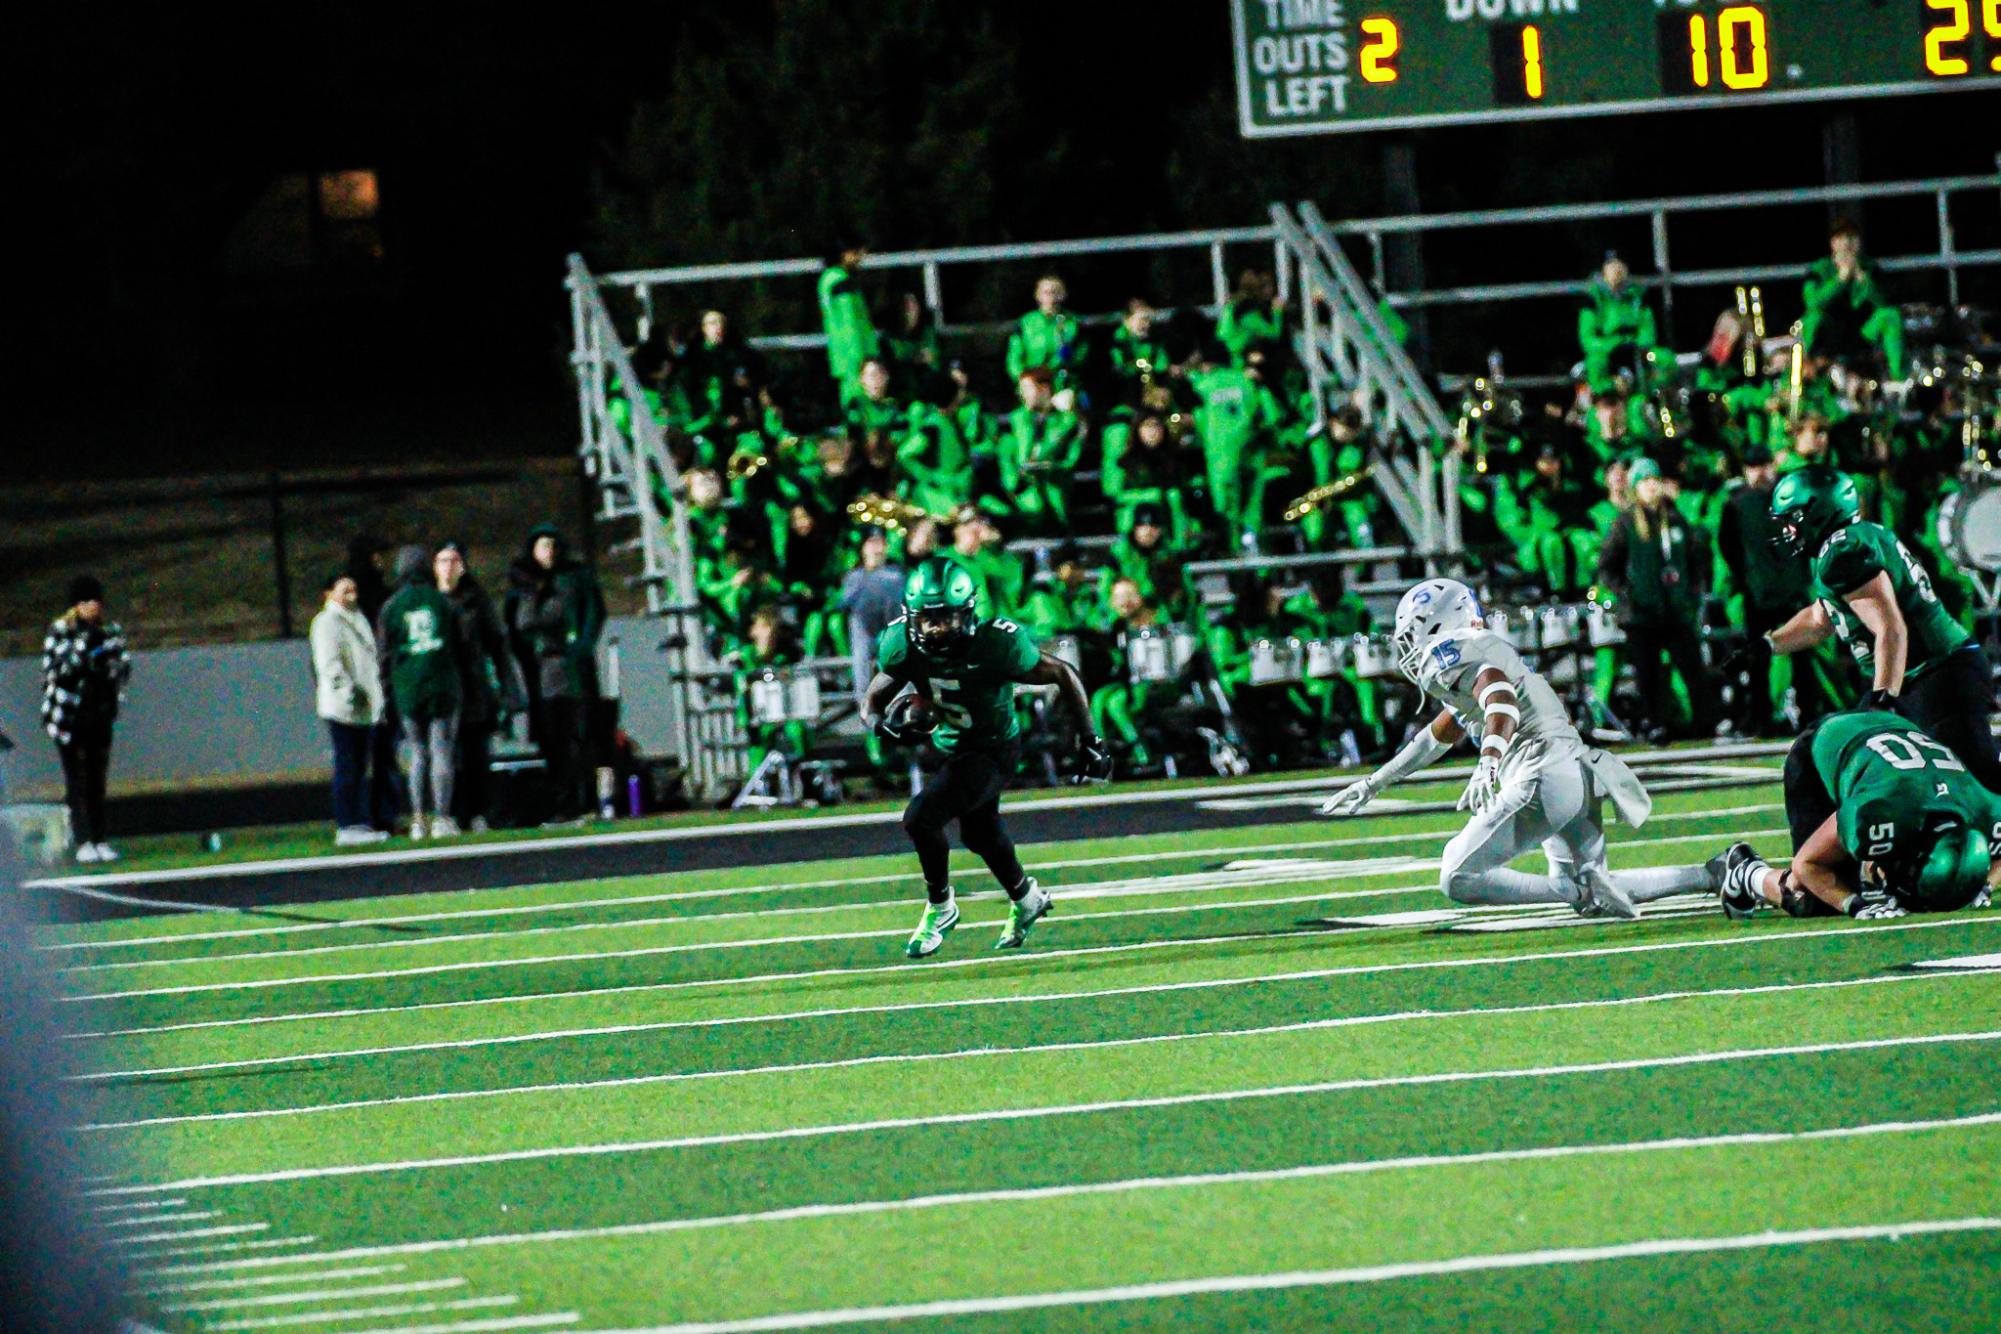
[1769,465,1860,557]
[903,557,980,655]
[1864,814,1993,911]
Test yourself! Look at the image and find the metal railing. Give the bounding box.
[1270,202,1459,560]
[565,254,703,766]
[600,224,1290,352]
[1332,173,2001,347]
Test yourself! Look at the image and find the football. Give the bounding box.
[887,690,937,735]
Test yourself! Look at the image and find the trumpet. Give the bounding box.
[845,493,954,532]
[726,449,769,482]
[1733,285,1766,380]
[1283,465,1372,523]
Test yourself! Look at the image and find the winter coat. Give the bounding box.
[41,613,131,745]
[310,602,384,727]
[444,574,526,726]
[505,552,606,704]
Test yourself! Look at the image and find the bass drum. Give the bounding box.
[1937,473,2001,573]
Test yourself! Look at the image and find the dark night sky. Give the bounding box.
[15,4,1998,479]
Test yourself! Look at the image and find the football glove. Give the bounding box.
[1319,777,1377,817]
[1856,688,1899,713]
[1458,753,1503,814]
[1075,734,1114,784]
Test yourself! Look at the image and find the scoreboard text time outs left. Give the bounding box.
[1233,0,2001,137]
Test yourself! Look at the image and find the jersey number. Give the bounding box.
[927,678,974,728]
[1864,732,1965,773]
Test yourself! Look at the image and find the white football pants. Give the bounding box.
[1438,756,1707,909]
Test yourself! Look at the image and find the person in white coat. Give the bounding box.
[1322,577,1726,919]
[311,572,389,845]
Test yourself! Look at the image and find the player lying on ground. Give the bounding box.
[1764,464,2001,789]
[1716,710,1999,921]
[1322,578,1725,919]
[862,558,1112,959]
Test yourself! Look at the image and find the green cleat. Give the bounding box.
[905,897,960,959]
[994,880,1052,950]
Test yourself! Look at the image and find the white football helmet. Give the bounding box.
[1392,578,1483,684]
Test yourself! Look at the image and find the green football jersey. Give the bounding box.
[876,615,1041,754]
[1811,712,2001,866]
[1811,521,1970,681]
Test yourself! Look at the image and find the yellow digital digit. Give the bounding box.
[1985,0,2001,35]
[1688,14,1711,88]
[1521,25,1545,100]
[1360,16,1401,84]
[1925,0,1972,75]
[1718,5,1770,90]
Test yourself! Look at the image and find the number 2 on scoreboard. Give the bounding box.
[1923,0,2001,77]
[1359,16,1400,84]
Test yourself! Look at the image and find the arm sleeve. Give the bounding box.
[875,623,911,679]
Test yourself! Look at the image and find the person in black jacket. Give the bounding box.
[436,540,526,830]
[40,576,131,863]
[504,525,607,820]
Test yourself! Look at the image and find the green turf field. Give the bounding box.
[46,772,2001,1333]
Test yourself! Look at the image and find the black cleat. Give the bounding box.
[1710,843,1768,920]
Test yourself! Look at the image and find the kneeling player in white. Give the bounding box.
[1321,579,1721,919]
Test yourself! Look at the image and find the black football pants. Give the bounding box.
[903,739,1028,903]
[1897,644,2001,794]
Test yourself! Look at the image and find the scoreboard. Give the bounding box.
[1232,0,2001,137]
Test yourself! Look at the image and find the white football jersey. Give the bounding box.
[1415,627,1585,779]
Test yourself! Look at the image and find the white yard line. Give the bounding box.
[321,1318,574,1334]
[125,1236,319,1263]
[92,1197,187,1214]
[555,1217,2001,1334]
[163,1278,468,1311]
[46,803,1783,955]
[59,824,1784,1004]
[86,1030,2001,1195]
[112,1223,269,1246]
[147,1265,408,1295]
[212,1296,519,1331]
[97,1111,2001,1275]
[79,970,1959,1128]
[30,748,1779,892]
[104,1211,217,1227]
[67,899,1996,1051]
[58,863,1441,977]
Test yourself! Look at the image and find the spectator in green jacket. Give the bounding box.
[1284,566,1381,758]
[379,546,467,839]
[947,508,1027,619]
[1108,299,1173,391]
[1005,274,1084,386]
[734,606,814,771]
[1019,546,1110,640]
[879,291,942,397]
[1801,220,1905,376]
[1216,270,1284,365]
[504,525,607,821]
[1092,577,1175,772]
[1102,408,1196,544]
[998,368,1085,533]
[1189,344,1282,550]
[1577,252,1663,395]
[1595,459,1719,743]
[818,244,877,396]
[1099,503,1185,612]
